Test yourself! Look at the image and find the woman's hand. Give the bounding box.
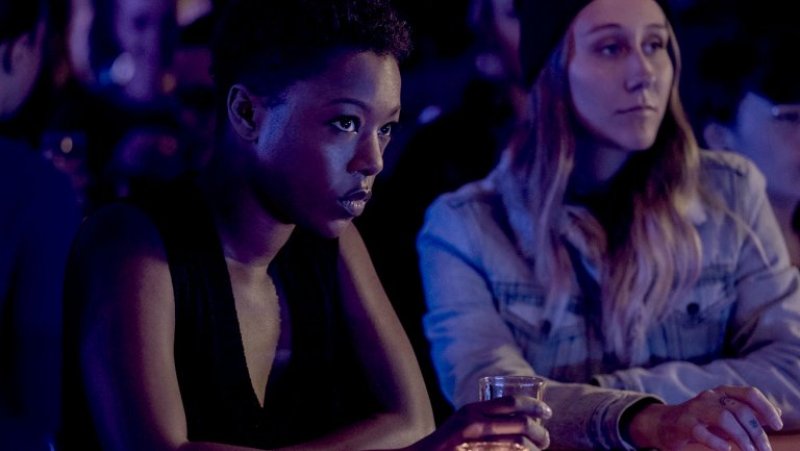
[627,386,784,451]
[408,395,551,451]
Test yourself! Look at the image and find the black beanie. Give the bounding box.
[515,0,671,86]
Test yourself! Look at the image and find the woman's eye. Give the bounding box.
[331,117,359,132]
[379,122,397,137]
[643,39,665,55]
[598,43,623,57]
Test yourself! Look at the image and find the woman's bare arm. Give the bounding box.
[74,210,548,451]
[305,224,436,449]
[73,205,277,451]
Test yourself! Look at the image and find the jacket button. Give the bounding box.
[686,302,700,315]
[541,320,552,336]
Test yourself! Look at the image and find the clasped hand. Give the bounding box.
[629,386,784,451]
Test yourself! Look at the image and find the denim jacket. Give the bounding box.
[418,150,800,449]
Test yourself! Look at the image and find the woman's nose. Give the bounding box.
[625,51,656,92]
[347,133,384,176]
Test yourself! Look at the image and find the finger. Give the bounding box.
[718,397,772,451]
[712,408,758,451]
[484,414,548,439]
[692,423,731,451]
[492,435,550,451]
[480,395,552,420]
[469,414,550,449]
[518,436,543,451]
[728,387,784,431]
[475,434,548,451]
[522,417,550,449]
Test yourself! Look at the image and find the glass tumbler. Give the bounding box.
[455,375,546,451]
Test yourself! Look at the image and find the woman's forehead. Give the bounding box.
[571,0,667,35]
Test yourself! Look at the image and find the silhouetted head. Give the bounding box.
[0,0,47,118]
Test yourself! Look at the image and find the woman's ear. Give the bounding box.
[227,84,261,142]
[703,122,735,151]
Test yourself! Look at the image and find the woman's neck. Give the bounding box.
[569,138,632,197]
[199,160,295,271]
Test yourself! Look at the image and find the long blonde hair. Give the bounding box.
[498,18,704,363]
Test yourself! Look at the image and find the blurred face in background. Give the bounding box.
[113,0,176,102]
[471,0,521,82]
[489,0,521,81]
[0,24,44,119]
[714,92,800,204]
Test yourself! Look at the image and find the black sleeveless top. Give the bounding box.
[61,179,378,449]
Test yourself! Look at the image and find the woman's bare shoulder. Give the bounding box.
[68,203,173,306]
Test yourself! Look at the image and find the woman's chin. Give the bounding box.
[312,218,353,240]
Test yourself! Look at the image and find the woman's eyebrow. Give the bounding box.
[583,22,667,36]
[326,98,402,118]
[584,23,622,36]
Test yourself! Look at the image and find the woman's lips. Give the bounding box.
[617,104,657,114]
[338,188,372,217]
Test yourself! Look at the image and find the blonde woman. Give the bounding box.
[418,0,798,449]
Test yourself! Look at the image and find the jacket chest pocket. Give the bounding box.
[494,282,596,380]
[648,266,735,363]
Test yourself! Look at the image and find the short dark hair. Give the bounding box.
[211,0,411,106]
[687,29,800,129]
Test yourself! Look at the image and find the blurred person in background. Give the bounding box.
[680,0,800,266]
[59,0,190,213]
[86,0,177,104]
[0,0,81,449]
[0,0,72,146]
